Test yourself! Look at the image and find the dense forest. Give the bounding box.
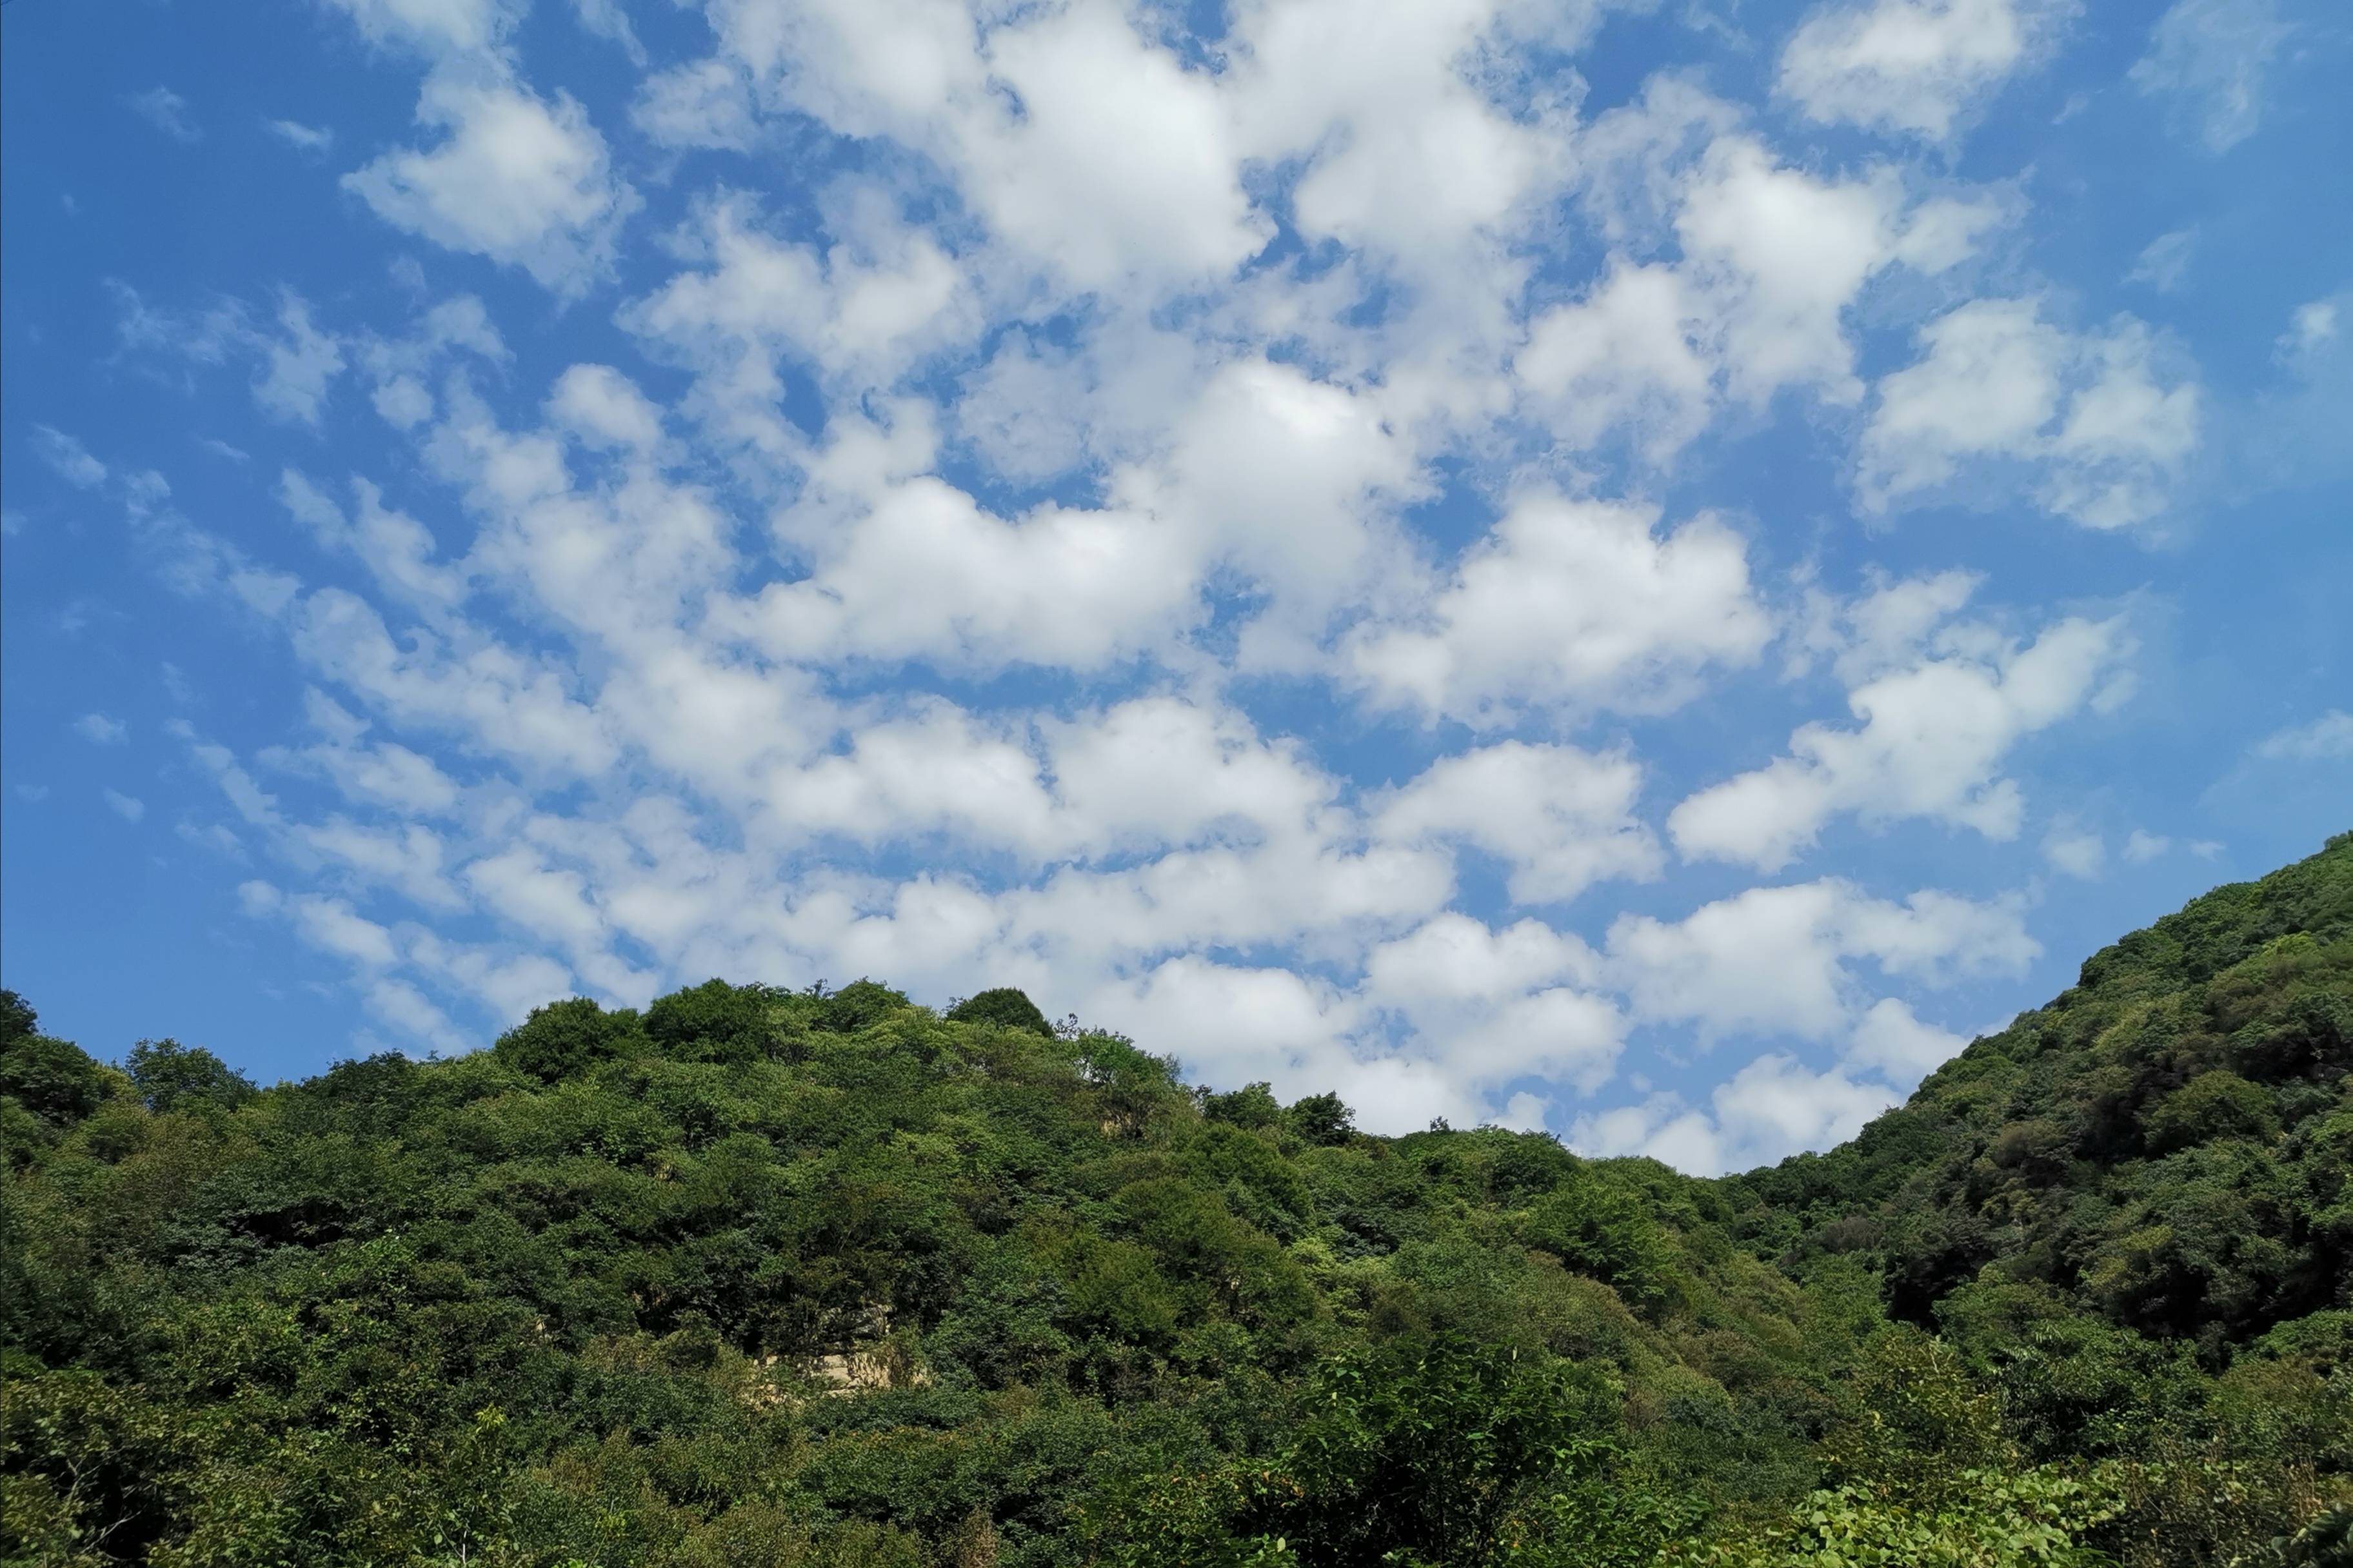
[4,834,2349,1567]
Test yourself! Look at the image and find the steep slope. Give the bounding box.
[1738,831,2352,1349]
[2,837,2348,1567]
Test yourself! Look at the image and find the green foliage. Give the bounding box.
[1203,1081,1286,1130]
[1288,1091,1356,1146]
[1,990,112,1131]
[946,987,1055,1037]
[124,1038,257,1115]
[3,837,2349,1565]
[494,995,644,1082]
[644,978,779,1063]
[1520,1171,1674,1315]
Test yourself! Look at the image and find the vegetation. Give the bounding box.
[4,834,2349,1566]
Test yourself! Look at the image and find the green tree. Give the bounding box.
[944,987,1053,1037]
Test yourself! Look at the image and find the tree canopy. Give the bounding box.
[4,839,2350,1565]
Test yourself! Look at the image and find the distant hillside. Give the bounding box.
[4,839,2348,1567]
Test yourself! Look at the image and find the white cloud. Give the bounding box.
[2128,228,2196,292]
[1857,299,2201,528]
[168,720,286,829]
[94,6,2172,1173]
[109,284,350,428]
[1349,495,1771,725]
[280,472,464,609]
[317,0,522,57]
[103,789,148,822]
[568,0,643,62]
[346,70,638,295]
[2042,824,2105,878]
[2122,829,2171,863]
[1362,914,1620,1097]
[1674,136,1905,406]
[1673,592,2129,870]
[2279,299,2340,361]
[632,59,760,150]
[290,590,616,776]
[2130,0,2289,153]
[268,693,464,815]
[1375,742,1661,905]
[723,477,1200,675]
[301,817,464,910]
[1607,877,2036,1043]
[1517,263,1714,461]
[968,3,1268,290]
[1847,996,1968,1080]
[127,86,201,143]
[2255,710,2353,762]
[1572,1052,1900,1175]
[1778,0,2068,141]
[955,332,1094,484]
[547,364,664,452]
[75,713,129,745]
[33,426,108,489]
[254,296,348,425]
[364,977,470,1053]
[267,119,335,154]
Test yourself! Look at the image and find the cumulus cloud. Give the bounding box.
[316,0,523,58]
[1673,584,2129,870]
[1349,495,1771,726]
[633,59,760,150]
[88,0,2189,1166]
[1517,263,1714,461]
[1607,877,2036,1043]
[75,713,129,744]
[1375,743,1662,906]
[1846,997,1969,1080]
[1857,298,2201,528]
[1572,1053,1900,1175]
[1778,0,2068,141]
[346,71,638,295]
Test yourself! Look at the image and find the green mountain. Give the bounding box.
[4,837,2349,1567]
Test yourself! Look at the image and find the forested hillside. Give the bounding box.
[4,835,2349,1567]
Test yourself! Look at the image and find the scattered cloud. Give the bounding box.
[33,426,108,489]
[126,86,201,143]
[1856,298,2201,528]
[2255,710,2353,762]
[1777,0,2070,141]
[2042,823,2105,878]
[346,72,639,295]
[17,0,2321,1167]
[2127,228,2197,292]
[1673,582,2131,870]
[2131,0,2290,153]
[266,119,335,154]
[104,788,148,822]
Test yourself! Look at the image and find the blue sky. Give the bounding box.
[3,0,2347,1171]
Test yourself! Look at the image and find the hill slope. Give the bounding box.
[3,837,2348,1567]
